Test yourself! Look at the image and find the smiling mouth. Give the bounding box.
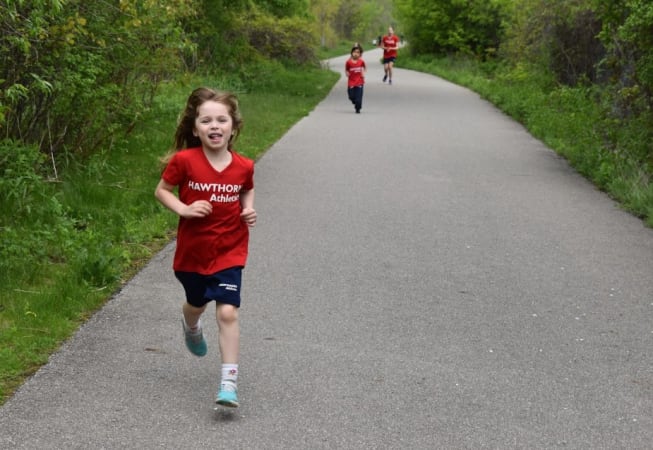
[208,132,223,140]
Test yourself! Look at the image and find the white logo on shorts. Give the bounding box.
[219,283,238,292]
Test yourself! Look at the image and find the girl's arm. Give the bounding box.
[155,178,212,218]
[239,188,257,226]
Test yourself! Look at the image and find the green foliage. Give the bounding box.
[0,140,48,217]
[592,0,653,175]
[0,0,196,165]
[498,0,653,169]
[595,1,653,112]
[500,0,605,85]
[237,12,319,66]
[0,139,130,289]
[186,0,320,74]
[183,0,250,72]
[333,0,363,39]
[259,0,310,17]
[396,0,507,57]
[310,0,341,47]
[353,0,396,44]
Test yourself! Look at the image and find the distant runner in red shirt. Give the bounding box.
[345,44,367,113]
[381,26,400,85]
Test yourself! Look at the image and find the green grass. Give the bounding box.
[317,41,356,60]
[0,63,339,405]
[398,55,653,227]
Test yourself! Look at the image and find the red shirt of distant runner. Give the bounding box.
[382,34,399,59]
[345,58,366,87]
[161,147,255,275]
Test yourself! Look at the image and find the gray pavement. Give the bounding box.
[1,48,652,449]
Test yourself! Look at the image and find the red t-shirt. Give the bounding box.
[161,147,255,274]
[345,58,366,87]
[382,34,399,58]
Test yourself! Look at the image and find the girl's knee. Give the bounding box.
[217,304,239,325]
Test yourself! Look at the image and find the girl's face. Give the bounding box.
[193,100,233,153]
[351,49,361,60]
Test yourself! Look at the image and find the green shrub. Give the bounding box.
[0,0,193,160]
[238,13,319,66]
[0,140,49,218]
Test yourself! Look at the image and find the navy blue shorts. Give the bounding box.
[175,267,243,308]
[383,57,396,64]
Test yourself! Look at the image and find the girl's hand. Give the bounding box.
[181,200,213,218]
[240,207,257,227]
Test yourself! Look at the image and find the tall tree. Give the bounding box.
[354,0,396,46]
[310,0,340,47]
[333,0,363,40]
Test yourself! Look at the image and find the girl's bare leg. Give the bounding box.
[215,303,240,406]
[216,303,239,363]
[183,302,207,328]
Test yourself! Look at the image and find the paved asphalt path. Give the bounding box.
[2,49,652,449]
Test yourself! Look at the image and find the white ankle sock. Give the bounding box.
[221,364,238,386]
[184,318,202,334]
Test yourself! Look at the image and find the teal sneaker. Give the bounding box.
[181,319,207,357]
[215,383,239,408]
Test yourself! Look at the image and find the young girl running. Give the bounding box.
[155,87,257,408]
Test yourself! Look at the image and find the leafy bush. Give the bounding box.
[0,140,48,218]
[238,13,319,66]
[0,0,195,162]
[596,0,653,168]
[396,0,507,58]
